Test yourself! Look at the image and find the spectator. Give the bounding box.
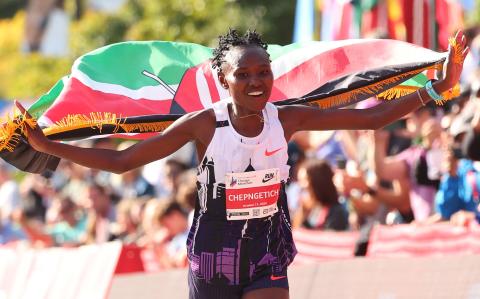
[57,160,90,206]
[110,198,142,244]
[137,198,162,247]
[24,0,69,56]
[151,200,189,269]
[19,173,55,223]
[24,0,56,52]
[46,195,86,246]
[0,210,26,245]
[433,148,480,223]
[174,169,197,225]
[160,158,189,197]
[108,140,155,199]
[462,95,480,161]
[142,143,196,197]
[292,159,349,231]
[13,195,86,247]
[374,118,443,221]
[38,0,69,57]
[83,182,116,244]
[0,162,21,222]
[285,141,306,214]
[333,147,411,255]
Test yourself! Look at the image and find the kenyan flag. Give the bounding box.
[28,39,445,141]
[2,39,447,173]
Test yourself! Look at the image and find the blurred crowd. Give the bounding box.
[2,27,480,269]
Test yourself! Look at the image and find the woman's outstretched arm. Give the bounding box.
[15,101,214,174]
[280,31,469,139]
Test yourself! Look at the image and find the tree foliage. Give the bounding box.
[0,0,27,19]
[0,13,71,100]
[0,0,295,100]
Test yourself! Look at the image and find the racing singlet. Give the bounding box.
[187,99,297,286]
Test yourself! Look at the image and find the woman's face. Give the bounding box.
[218,45,273,112]
[297,167,310,190]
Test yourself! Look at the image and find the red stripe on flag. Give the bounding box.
[270,41,424,102]
[43,78,173,122]
[172,65,204,113]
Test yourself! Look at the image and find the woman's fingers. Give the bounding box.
[14,100,25,113]
[463,46,470,58]
[14,100,33,119]
[455,29,463,43]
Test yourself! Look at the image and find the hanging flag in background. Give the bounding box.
[436,0,464,50]
[0,39,447,173]
[393,0,464,50]
[293,0,315,42]
[321,0,335,41]
[318,0,464,51]
[359,0,380,37]
[334,0,357,40]
[321,0,357,40]
[352,0,378,38]
[387,0,406,40]
[408,0,433,48]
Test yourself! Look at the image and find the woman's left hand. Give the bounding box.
[441,30,470,91]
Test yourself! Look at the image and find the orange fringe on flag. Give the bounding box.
[0,113,37,152]
[43,113,175,137]
[43,112,123,136]
[377,85,419,100]
[436,83,461,105]
[448,37,464,65]
[311,63,443,109]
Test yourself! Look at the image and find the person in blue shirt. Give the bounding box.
[0,216,26,245]
[435,148,480,223]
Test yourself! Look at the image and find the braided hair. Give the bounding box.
[211,28,269,73]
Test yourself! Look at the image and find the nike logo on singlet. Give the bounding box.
[264,147,283,157]
[262,176,273,183]
[270,274,287,281]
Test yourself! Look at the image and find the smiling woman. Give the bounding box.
[14,28,469,299]
[213,32,274,138]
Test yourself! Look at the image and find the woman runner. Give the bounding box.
[16,29,468,299]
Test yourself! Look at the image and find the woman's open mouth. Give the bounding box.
[247,91,264,97]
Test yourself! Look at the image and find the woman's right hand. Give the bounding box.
[14,100,51,152]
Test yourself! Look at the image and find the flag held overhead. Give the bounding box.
[1,39,448,173]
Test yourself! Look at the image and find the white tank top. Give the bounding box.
[197,99,290,185]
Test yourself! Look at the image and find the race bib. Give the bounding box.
[225,168,280,220]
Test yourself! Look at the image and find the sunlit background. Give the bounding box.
[0,0,477,102]
[1,2,480,298]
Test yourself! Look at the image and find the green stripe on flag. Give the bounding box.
[400,73,429,88]
[29,77,66,119]
[267,43,303,60]
[76,41,213,89]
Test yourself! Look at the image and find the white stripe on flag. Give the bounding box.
[196,67,213,109]
[38,115,54,127]
[271,39,368,79]
[72,69,178,101]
